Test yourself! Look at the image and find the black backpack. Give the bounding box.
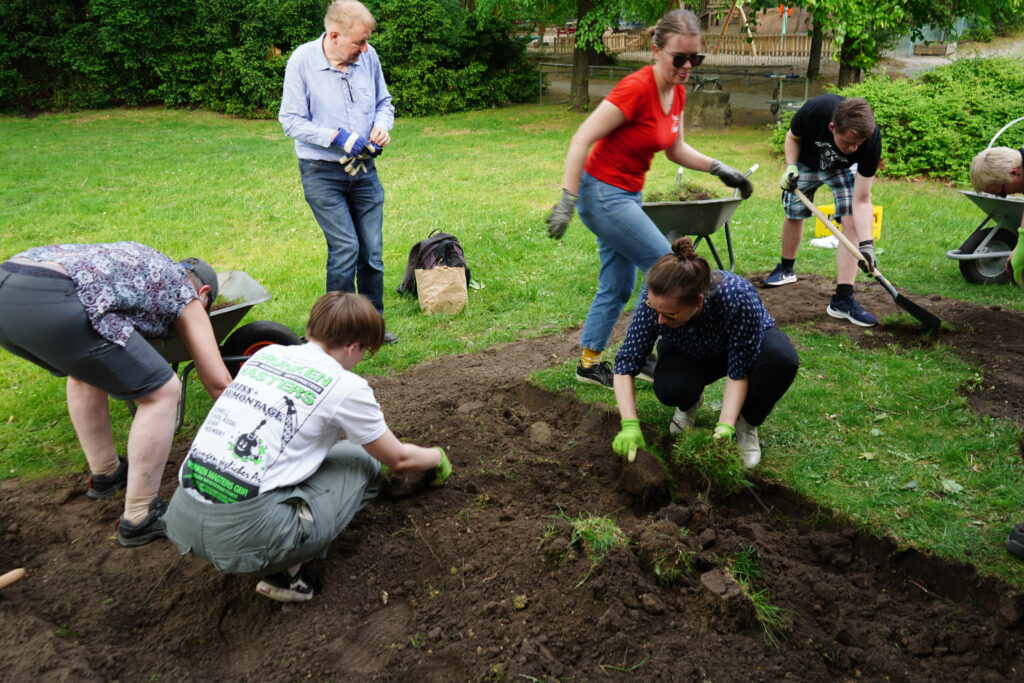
[396,230,471,297]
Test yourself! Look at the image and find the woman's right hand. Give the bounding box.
[612,419,645,460]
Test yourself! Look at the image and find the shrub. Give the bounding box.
[769,58,1024,184]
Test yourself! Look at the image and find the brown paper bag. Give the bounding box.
[414,266,467,315]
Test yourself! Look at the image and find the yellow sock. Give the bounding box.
[580,348,602,368]
[123,495,156,524]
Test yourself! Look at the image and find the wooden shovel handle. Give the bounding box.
[0,567,25,590]
[792,188,872,272]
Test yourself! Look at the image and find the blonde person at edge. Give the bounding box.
[545,8,753,390]
[969,146,1024,285]
[610,238,799,468]
[164,293,451,603]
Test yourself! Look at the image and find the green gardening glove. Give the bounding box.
[430,447,452,487]
[612,419,646,460]
[779,163,799,192]
[1010,228,1024,287]
[712,422,736,440]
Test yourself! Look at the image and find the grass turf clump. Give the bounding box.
[725,547,794,649]
[671,429,752,495]
[542,511,629,587]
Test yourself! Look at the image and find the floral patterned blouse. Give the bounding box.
[614,270,775,381]
[16,241,197,346]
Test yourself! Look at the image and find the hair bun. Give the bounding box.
[671,236,696,260]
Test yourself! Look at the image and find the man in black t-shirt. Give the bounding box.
[763,95,883,328]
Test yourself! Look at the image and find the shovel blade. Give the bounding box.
[894,292,942,333]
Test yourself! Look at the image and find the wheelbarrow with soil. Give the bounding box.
[641,165,757,271]
[948,117,1024,284]
[139,270,301,431]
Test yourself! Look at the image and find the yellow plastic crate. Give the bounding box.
[813,204,883,240]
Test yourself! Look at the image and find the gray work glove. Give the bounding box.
[709,160,753,199]
[779,163,800,192]
[858,239,876,274]
[546,189,578,239]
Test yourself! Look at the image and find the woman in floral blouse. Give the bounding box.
[0,241,231,546]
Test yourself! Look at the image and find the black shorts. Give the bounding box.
[0,267,174,400]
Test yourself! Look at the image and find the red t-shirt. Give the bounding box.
[584,65,685,193]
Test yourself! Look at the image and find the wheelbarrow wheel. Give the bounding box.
[221,321,302,377]
[958,227,1017,285]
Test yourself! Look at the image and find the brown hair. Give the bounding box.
[650,9,701,49]
[832,97,876,139]
[305,292,384,353]
[646,237,711,304]
[324,0,377,34]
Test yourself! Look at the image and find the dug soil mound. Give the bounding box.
[3,275,1024,681]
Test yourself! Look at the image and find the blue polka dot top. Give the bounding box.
[613,271,775,380]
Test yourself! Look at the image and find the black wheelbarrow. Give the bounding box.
[138,270,301,431]
[641,164,757,271]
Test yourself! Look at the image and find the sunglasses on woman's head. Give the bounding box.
[671,52,705,68]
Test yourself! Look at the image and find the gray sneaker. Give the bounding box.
[669,394,704,434]
[117,497,167,548]
[736,420,761,468]
[87,456,127,499]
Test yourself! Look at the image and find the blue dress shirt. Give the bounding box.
[279,35,394,162]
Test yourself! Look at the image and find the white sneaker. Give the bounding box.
[669,394,703,434]
[735,420,761,468]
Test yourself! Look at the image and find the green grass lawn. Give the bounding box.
[2,105,1022,584]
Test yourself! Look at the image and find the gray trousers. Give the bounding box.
[164,441,380,576]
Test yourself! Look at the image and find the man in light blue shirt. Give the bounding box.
[280,0,398,344]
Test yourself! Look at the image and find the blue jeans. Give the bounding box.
[577,173,671,352]
[299,159,386,314]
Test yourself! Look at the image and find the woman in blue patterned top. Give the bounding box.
[610,237,798,467]
[0,242,232,546]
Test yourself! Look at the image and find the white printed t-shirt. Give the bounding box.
[178,342,386,504]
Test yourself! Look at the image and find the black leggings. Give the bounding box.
[652,327,799,426]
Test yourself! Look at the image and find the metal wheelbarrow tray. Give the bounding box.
[948,192,1024,284]
[138,270,301,431]
[641,197,743,270]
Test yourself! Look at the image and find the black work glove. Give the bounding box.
[709,160,753,199]
[546,189,577,240]
[858,239,876,274]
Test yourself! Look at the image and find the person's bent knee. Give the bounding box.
[132,373,181,406]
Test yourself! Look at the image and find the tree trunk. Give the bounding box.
[837,36,863,88]
[569,0,595,112]
[806,19,822,81]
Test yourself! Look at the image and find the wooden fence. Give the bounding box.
[552,32,831,59]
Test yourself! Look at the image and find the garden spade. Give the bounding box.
[793,188,942,333]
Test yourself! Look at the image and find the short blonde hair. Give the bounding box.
[324,0,377,34]
[306,292,385,353]
[970,147,1021,192]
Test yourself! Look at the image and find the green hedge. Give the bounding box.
[771,58,1024,184]
[0,0,538,117]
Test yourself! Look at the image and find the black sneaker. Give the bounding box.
[1007,523,1024,560]
[87,456,128,499]
[826,294,878,327]
[637,354,658,383]
[255,565,319,603]
[575,361,613,389]
[117,497,167,548]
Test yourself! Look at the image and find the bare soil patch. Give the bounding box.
[3,275,1024,681]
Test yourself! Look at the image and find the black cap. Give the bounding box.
[179,258,218,312]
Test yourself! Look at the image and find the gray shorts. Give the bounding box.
[0,267,173,400]
[781,163,856,220]
[164,441,381,576]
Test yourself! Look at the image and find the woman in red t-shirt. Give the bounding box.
[545,9,754,390]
